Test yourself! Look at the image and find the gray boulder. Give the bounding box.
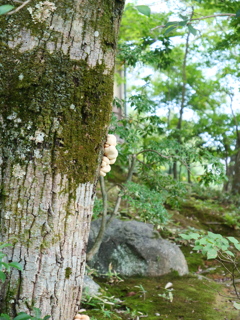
[83,275,100,297]
[87,218,188,277]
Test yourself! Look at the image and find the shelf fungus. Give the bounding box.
[100,134,118,177]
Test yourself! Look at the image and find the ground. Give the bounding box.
[83,189,240,320]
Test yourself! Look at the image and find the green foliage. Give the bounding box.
[0,243,22,283]
[122,181,169,225]
[93,197,103,219]
[0,244,49,320]
[180,231,240,260]
[0,307,50,320]
[163,16,198,36]
[102,268,123,285]
[223,212,240,229]
[82,293,122,319]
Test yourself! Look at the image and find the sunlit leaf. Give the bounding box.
[0,5,14,15]
[225,250,234,257]
[8,262,23,271]
[164,26,177,35]
[0,271,6,282]
[188,24,197,36]
[234,302,240,309]
[227,236,239,244]
[13,312,32,320]
[207,249,218,259]
[135,5,150,17]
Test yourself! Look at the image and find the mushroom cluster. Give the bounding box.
[100,134,118,177]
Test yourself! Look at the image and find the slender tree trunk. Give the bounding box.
[232,134,240,194]
[173,161,178,180]
[229,96,240,194]
[0,0,125,318]
[173,26,191,181]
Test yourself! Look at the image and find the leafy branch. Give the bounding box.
[151,12,238,35]
[0,0,31,16]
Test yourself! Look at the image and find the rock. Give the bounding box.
[83,275,100,297]
[87,219,188,277]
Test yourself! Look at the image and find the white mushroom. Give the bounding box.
[106,134,117,146]
[104,145,118,160]
[100,164,111,173]
[74,315,90,320]
[100,170,106,177]
[102,156,110,165]
[109,158,116,164]
[101,160,107,168]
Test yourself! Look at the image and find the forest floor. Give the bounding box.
[82,192,240,320]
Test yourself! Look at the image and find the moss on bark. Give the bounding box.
[0,48,113,185]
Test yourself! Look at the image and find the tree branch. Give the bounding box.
[136,149,171,159]
[7,0,31,15]
[151,13,236,31]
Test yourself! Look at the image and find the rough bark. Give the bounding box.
[0,0,125,318]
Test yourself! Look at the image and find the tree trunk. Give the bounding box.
[231,134,240,194]
[0,0,125,318]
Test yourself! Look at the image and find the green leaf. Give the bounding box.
[193,245,203,251]
[43,316,51,320]
[234,243,240,251]
[178,20,188,27]
[187,24,197,36]
[164,26,177,35]
[33,308,41,319]
[207,249,218,260]
[0,243,12,250]
[135,5,150,17]
[0,262,10,270]
[236,10,240,18]
[207,232,222,239]
[165,21,179,28]
[179,14,188,21]
[0,253,6,260]
[8,262,23,271]
[189,233,201,240]
[234,302,240,309]
[220,245,229,252]
[0,271,6,282]
[0,314,11,320]
[0,5,14,15]
[179,234,191,240]
[227,236,239,244]
[199,238,208,245]
[13,312,32,320]
[225,250,234,257]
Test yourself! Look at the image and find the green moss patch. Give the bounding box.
[82,273,238,320]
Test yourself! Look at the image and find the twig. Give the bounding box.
[151,13,236,31]
[232,265,240,299]
[107,154,137,227]
[136,149,171,159]
[87,176,108,261]
[7,0,31,15]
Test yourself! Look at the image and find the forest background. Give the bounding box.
[103,0,240,213]
[0,0,239,319]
